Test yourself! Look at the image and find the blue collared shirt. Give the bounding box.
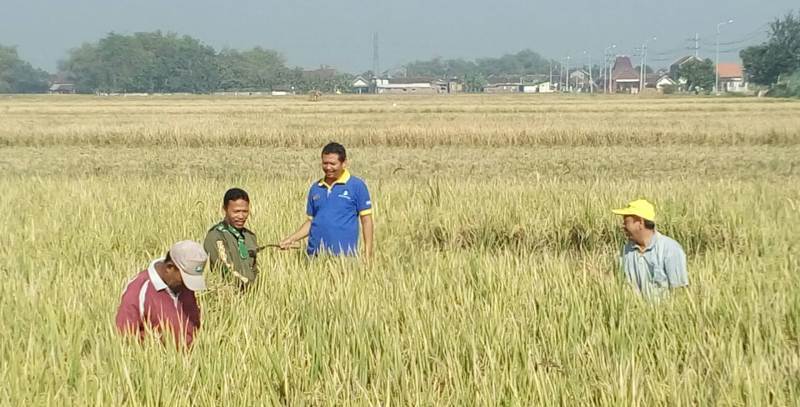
[620,232,688,299]
[306,170,372,256]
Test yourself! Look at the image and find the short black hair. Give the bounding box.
[321,142,347,162]
[223,188,250,208]
[644,220,656,230]
[164,250,172,263]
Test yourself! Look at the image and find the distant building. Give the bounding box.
[655,74,677,91]
[669,55,704,81]
[351,76,370,94]
[569,69,593,92]
[446,79,464,93]
[302,65,338,81]
[611,56,640,93]
[376,77,437,94]
[521,81,555,93]
[483,82,520,93]
[271,85,294,96]
[49,83,76,94]
[717,63,747,93]
[373,77,462,94]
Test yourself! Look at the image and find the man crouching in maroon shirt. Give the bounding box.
[115,240,208,347]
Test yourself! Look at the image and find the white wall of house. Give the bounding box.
[656,77,676,90]
[724,79,748,93]
[376,83,436,94]
[520,83,554,93]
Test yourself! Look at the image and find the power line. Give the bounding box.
[699,22,770,47]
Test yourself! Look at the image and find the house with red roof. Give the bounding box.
[717,63,747,93]
[611,56,640,93]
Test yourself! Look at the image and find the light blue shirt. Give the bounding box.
[620,232,688,299]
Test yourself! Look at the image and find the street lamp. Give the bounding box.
[604,44,616,93]
[565,55,571,92]
[640,37,657,93]
[716,19,734,94]
[584,50,592,93]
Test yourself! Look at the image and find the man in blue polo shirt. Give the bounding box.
[279,142,374,258]
[612,199,689,300]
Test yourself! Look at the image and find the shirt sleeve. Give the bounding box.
[115,281,143,337]
[306,186,316,219]
[188,295,201,330]
[355,180,373,216]
[203,230,225,274]
[664,242,689,288]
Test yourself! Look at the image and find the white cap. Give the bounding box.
[169,240,208,291]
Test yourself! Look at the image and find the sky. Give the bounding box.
[0,0,796,73]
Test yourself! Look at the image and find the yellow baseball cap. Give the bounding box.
[612,199,656,221]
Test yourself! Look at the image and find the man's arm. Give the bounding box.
[354,179,374,259]
[203,231,227,274]
[115,282,143,337]
[664,243,689,289]
[360,214,374,260]
[280,187,315,249]
[280,219,311,249]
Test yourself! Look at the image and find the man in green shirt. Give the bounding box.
[203,188,259,289]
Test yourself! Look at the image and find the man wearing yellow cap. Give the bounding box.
[612,199,688,299]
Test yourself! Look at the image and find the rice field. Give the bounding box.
[1,93,799,405]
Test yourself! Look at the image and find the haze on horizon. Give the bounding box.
[1,0,796,73]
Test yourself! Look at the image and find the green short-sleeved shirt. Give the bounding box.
[620,232,688,300]
[203,221,258,286]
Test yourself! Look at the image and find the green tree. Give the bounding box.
[402,49,550,81]
[218,47,289,91]
[741,10,800,85]
[59,43,102,93]
[405,57,447,77]
[679,58,715,92]
[477,49,550,76]
[769,69,800,97]
[0,45,49,93]
[463,72,487,92]
[60,31,223,93]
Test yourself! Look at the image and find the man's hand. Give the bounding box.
[278,238,296,250]
[360,214,374,262]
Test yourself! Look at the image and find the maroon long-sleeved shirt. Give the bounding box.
[115,259,201,347]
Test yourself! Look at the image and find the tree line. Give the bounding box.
[59,32,355,94]
[741,10,800,96]
[0,45,50,93]
[0,10,797,95]
[1,31,354,94]
[401,49,552,91]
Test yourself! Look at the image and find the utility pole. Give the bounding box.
[604,44,616,93]
[716,19,734,95]
[584,51,592,93]
[694,33,700,58]
[372,32,380,80]
[565,56,571,92]
[640,37,656,93]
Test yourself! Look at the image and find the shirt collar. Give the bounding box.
[636,232,661,252]
[318,169,351,189]
[147,258,169,291]
[220,220,251,236]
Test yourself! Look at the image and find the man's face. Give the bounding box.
[321,153,345,181]
[621,215,643,240]
[163,262,185,291]
[224,199,250,229]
